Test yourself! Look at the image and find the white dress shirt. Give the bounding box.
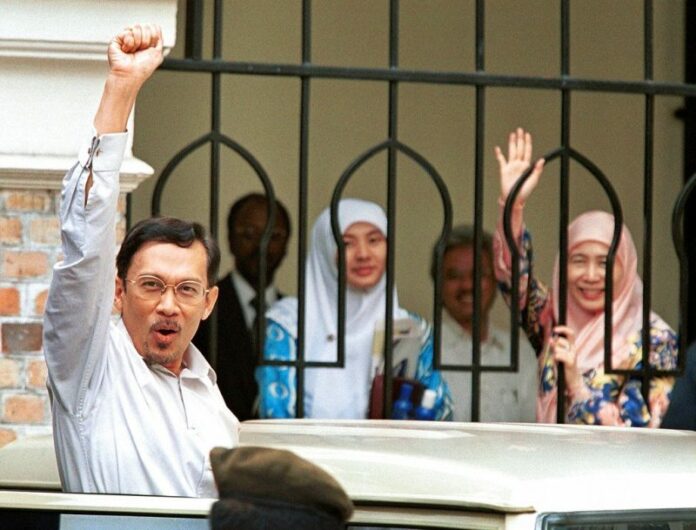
[440,311,538,422]
[43,131,239,497]
[230,269,279,331]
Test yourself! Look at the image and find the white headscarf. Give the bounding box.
[268,198,408,418]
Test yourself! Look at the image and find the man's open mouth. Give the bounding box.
[151,321,181,342]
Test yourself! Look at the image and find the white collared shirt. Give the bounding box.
[44,131,239,497]
[440,311,538,422]
[231,269,279,330]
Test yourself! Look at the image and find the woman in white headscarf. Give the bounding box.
[256,198,453,420]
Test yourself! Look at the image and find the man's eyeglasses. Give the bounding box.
[125,275,210,304]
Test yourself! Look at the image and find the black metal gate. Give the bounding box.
[148,0,696,422]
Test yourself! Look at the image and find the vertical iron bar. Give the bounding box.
[382,0,399,419]
[685,2,696,346]
[207,0,223,372]
[210,0,223,234]
[470,0,486,423]
[185,0,204,60]
[332,0,346,398]
[641,0,655,405]
[295,0,312,418]
[557,0,571,423]
[125,193,132,232]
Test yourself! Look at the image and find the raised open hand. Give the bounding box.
[494,127,545,206]
[107,24,164,86]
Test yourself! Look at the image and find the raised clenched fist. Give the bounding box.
[107,23,164,85]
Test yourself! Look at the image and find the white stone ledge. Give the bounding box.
[0,0,177,187]
[0,40,108,62]
[0,154,154,193]
[0,0,178,53]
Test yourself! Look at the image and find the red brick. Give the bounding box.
[117,194,127,215]
[0,428,17,448]
[116,219,126,245]
[0,218,22,245]
[33,289,48,316]
[2,251,49,278]
[4,191,52,212]
[3,394,45,423]
[29,217,60,245]
[26,359,47,389]
[0,288,20,316]
[1,322,43,353]
[0,358,19,388]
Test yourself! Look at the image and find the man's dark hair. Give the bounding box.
[116,217,221,286]
[430,224,494,280]
[227,193,292,241]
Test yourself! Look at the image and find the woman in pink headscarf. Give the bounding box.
[492,128,677,426]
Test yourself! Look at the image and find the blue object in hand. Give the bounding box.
[392,382,414,420]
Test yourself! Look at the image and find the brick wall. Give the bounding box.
[0,188,126,447]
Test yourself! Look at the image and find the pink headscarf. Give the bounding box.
[538,210,644,422]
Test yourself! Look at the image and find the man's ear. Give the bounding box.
[114,276,124,313]
[202,285,219,320]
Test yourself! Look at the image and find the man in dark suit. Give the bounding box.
[195,194,291,420]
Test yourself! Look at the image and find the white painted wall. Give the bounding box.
[0,0,178,190]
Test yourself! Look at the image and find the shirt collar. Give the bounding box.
[231,269,279,307]
[181,342,217,384]
[442,309,493,343]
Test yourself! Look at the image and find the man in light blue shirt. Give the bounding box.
[43,24,239,497]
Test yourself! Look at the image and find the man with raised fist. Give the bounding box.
[43,24,239,497]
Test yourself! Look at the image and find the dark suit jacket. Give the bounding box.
[662,342,696,430]
[194,273,267,421]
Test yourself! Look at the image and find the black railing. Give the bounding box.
[149,0,695,422]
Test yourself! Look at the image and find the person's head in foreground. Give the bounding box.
[209,446,353,529]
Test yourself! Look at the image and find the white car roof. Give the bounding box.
[240,420,696,514]
[0,434,60,490]
[1,420,696,518]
